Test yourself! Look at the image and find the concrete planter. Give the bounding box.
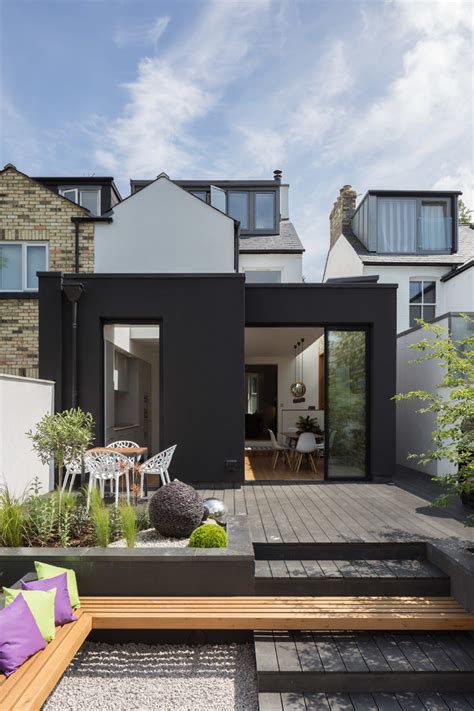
[0,515,255,597]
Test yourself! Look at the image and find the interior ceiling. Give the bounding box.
[245,327,324,358]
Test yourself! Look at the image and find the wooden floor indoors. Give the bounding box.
[245,450,324,482]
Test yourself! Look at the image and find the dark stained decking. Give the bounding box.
[198,467,474,545]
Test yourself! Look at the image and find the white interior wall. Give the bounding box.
[245,337,324,436]
[0,375,55,496]
[94,176,236,273]
[104,326,160,454]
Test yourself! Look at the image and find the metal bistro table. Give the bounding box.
[87,446,148,493]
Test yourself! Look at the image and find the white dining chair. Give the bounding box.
[137,445,177,494]
[61,457,87,494]
[294,432,318,474]
[268,429,292,469]
[84,450,131,510]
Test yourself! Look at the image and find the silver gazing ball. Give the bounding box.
[202,498,228,523]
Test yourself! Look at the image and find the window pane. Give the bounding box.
[80,190,100,215]
[423,305,435,322]
[0,244,22,290]
[377,198,416,252]
[419,201,450,251]
[409,281,422,303]
[244,271,281,283]
[210,185,226,213]
[326,329,367,479]
[410,305,422,327]
[191,191,207,202]
[62,189,77,203]
[255,193,275,229]
[27,246,46,289]
[422,281,436,303]
[228,192,249,229]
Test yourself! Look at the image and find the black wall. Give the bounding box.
[244,283,398,481]
[39,273,245,483]
[39,275,397,484]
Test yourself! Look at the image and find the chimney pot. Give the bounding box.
[273,169,282,183]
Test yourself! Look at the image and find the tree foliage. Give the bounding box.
[458,199,473,225]
[395,316,474,525]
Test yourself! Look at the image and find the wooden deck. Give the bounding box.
[245,451,324,482]
[199,467,474,545]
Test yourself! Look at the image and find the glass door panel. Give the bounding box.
[325,329,368,479]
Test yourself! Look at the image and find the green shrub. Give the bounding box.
[0,486,27,547]
[119,501,137,548]
[188,523,227,548]
[135,504,150,531]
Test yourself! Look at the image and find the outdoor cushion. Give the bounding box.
[22,573,77,626]
[0,593,46,676]
[34,561,80,609]
[3,588,56,643]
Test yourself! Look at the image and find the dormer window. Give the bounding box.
[59,187,101,215]
[189,187,277,234]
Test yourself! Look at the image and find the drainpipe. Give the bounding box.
[62,281,84,408]
[71,216,113,273]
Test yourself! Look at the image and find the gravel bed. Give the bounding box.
[44,641,258,710]
[109,528,189,548]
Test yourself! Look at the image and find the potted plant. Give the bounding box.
[296,416,322,435]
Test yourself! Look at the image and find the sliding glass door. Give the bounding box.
[325,328,368,479]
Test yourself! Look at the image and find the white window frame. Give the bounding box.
[409,278,437,327]
[0,241,49,292]
[59,187,101,215]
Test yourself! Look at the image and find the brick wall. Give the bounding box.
[329,184,357,249]
[0,166,94,377]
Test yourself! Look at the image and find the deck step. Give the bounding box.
[254,630,474,695]
[258,691,474,710]
[255,559,450,597]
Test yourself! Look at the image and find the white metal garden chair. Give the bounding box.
[61,457,88,494]
[107,440,143,460]
[84,450,131,510]
[137,445,177,495]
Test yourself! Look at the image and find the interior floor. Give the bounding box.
[245,450,324,482]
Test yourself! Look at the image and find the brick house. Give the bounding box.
[0,165,120,377]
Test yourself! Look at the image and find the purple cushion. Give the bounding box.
[22,573,77,626]
[0,593,46,676]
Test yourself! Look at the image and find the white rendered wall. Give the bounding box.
[240,252,303,282]
[363,264,449,333]
[442,268,474,312]
[280,185,289,219]
[396,319,455,477]
[95,177,235,273]
[0,375,55,496]
[323,235,363,282]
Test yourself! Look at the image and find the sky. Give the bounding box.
[1,0,473,281]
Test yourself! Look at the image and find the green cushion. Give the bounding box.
[4,588,56,643]
[34,562,80,609]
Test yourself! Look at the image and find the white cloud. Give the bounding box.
[97,1,272,180]
[113,16,170,48]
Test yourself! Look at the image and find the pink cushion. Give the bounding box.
[22,573,76,626]
[0,593,46,676]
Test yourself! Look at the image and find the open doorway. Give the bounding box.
[103,324,160,455]
[244,326,325,481]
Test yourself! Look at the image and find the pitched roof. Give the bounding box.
[239,220,304,253]
[342,224,473,266]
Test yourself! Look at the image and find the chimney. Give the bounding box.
[273,169,282,183]
[329,184,357,248]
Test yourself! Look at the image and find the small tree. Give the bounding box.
[27,408,94,491]
[458,199,473,225]
[395,316,474,525]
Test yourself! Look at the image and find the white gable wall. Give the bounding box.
[94,177,235,273]
[323,235,363,282]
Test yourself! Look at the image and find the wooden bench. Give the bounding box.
[81,595,474,631]
[1,596,473,710]
[0,610,92,711]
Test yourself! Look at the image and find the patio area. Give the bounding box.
[198,467,474,545]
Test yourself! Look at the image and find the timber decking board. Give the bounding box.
[254,559,448,580]
[259,692,474,711]
[197,473,474,545]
